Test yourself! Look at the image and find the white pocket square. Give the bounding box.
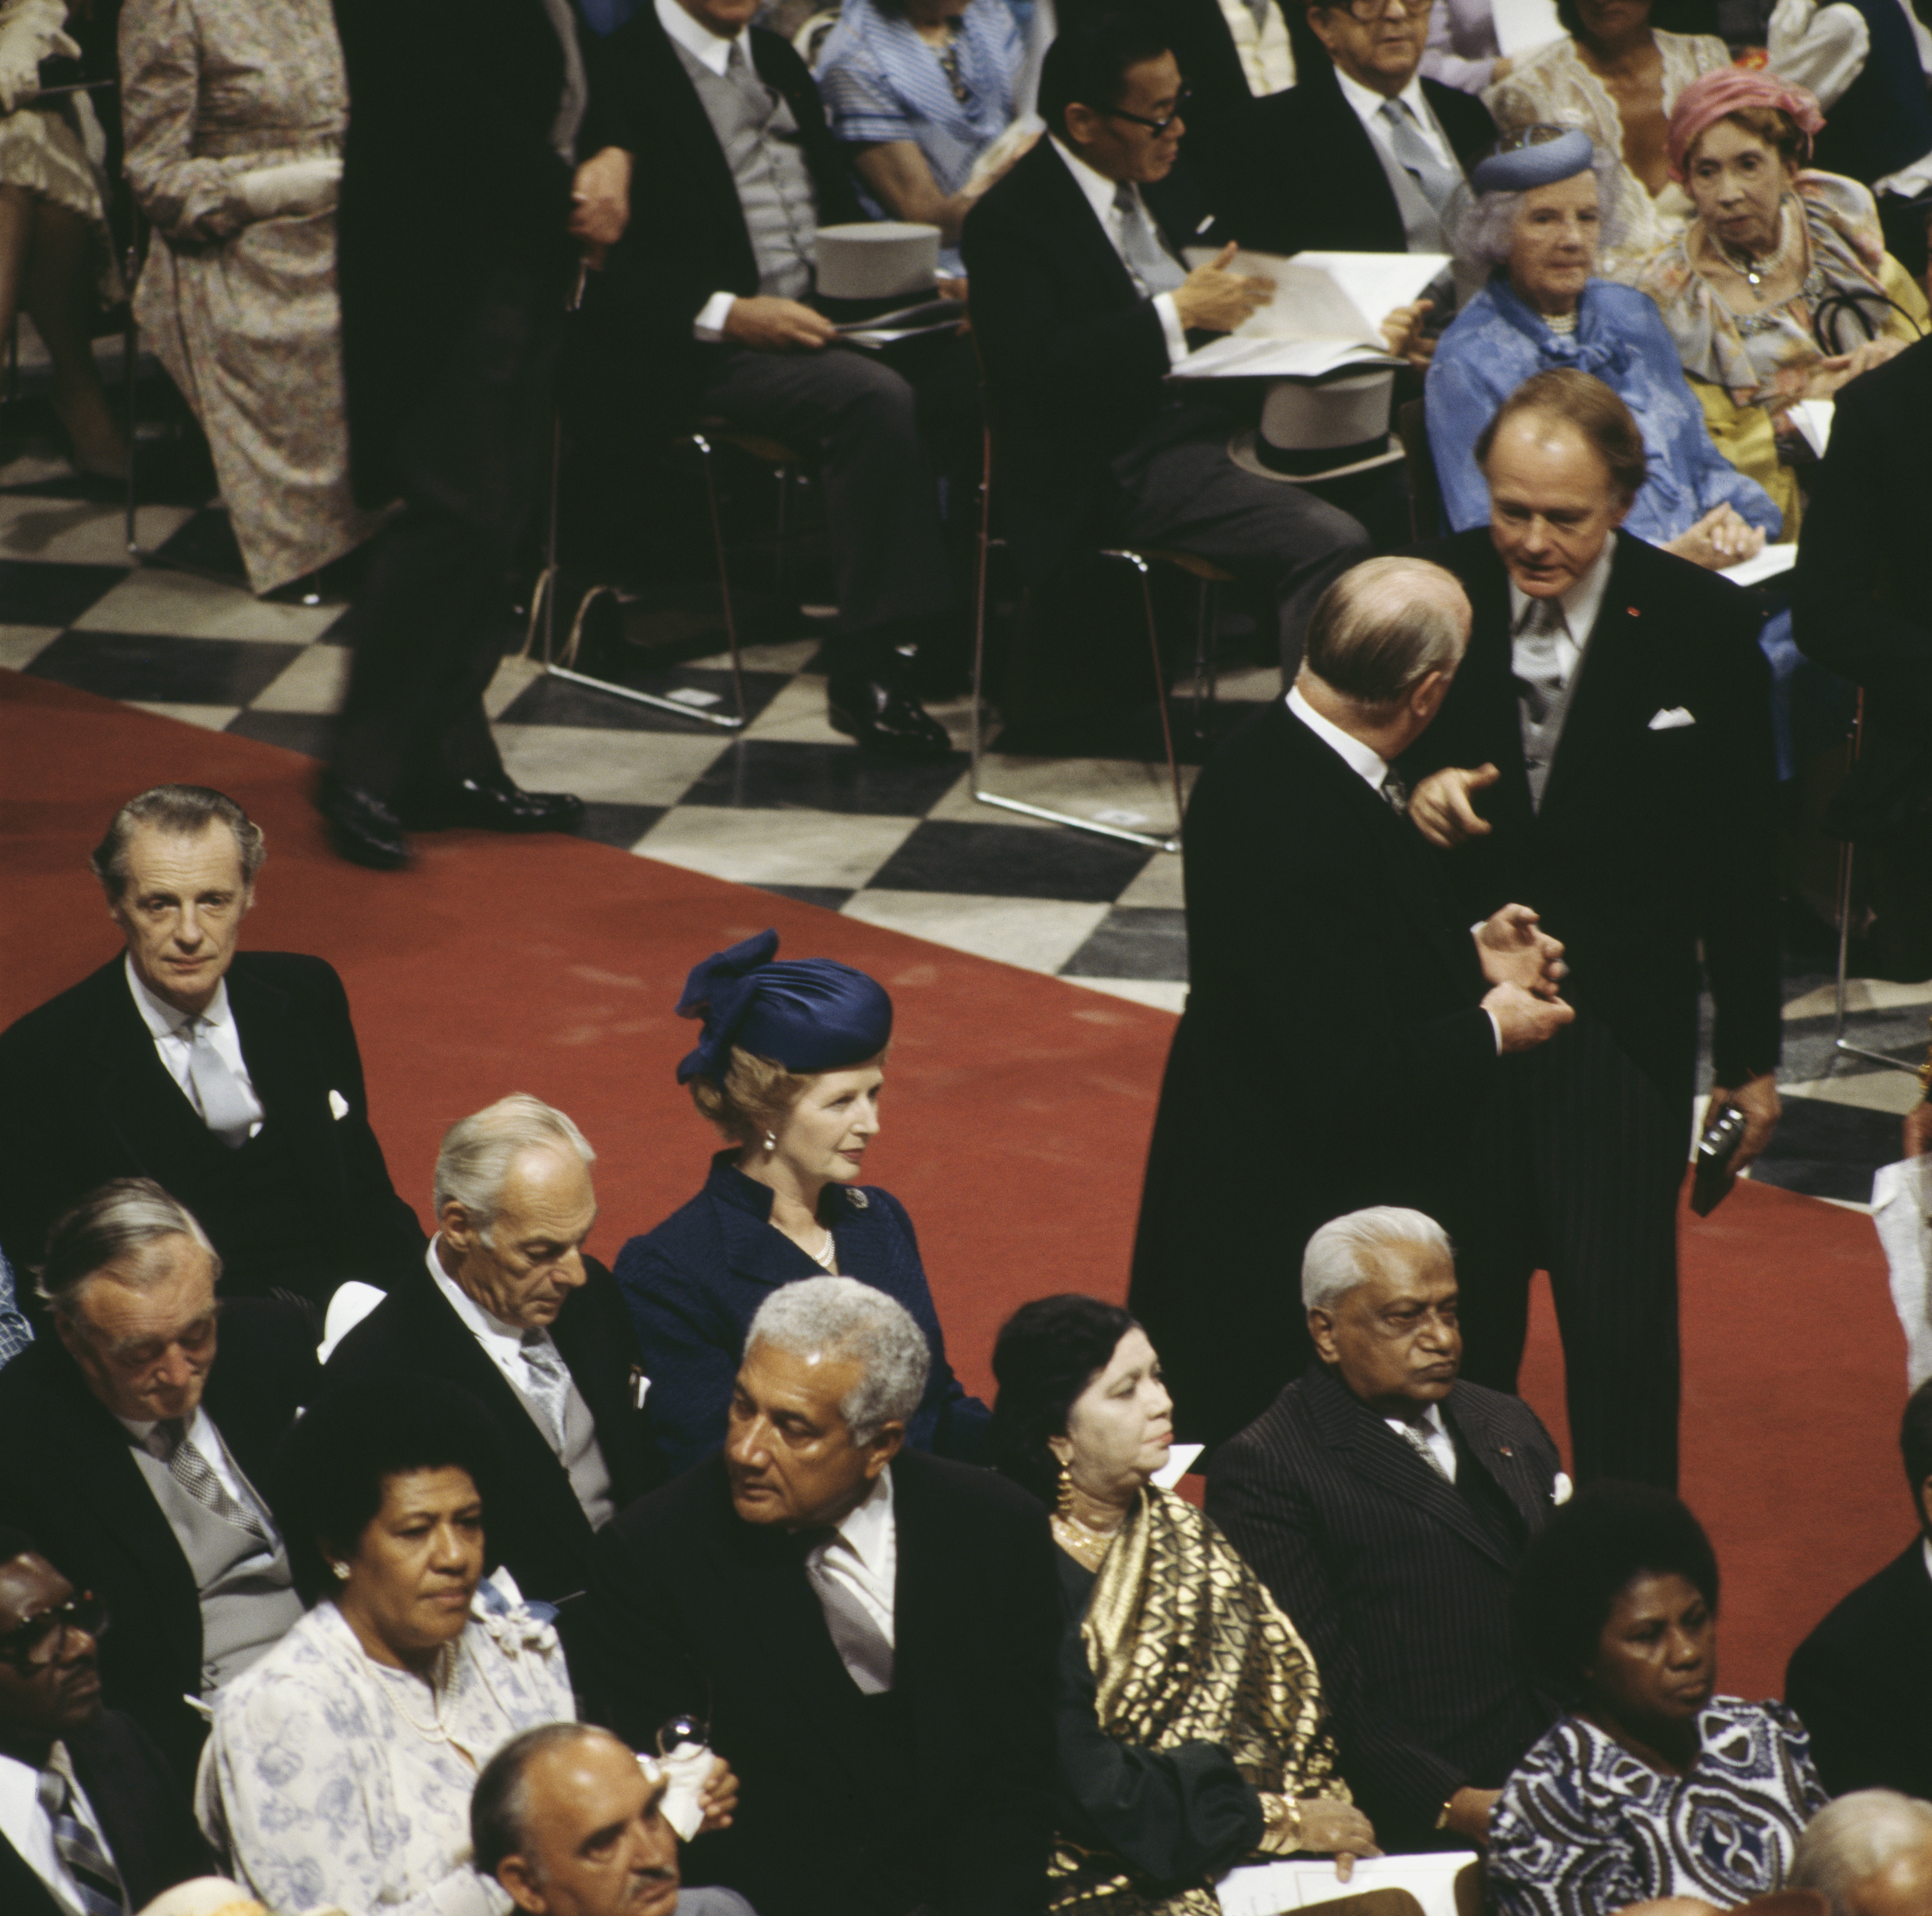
[1553,1470,1574,1505]
[1648,706,1695,731]
[329,1089,350,1120]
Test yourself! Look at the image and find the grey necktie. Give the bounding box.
[1393,1418,1451,1482]
[147,1419,270,1542]
[520,1331,574,1452]
[810,1555,896,1695]
[1378,97,1464,217]
[1378,767,1409,815]
[38,1764,126,1916]
[1112,182,1186,297]
[1513,595,1571,726]
[182,1017,261,1149]
[725,39,777,121]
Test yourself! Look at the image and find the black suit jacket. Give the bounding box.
[1130,702,1503,1448]
[0,1709,211,1916]
[0,1301,317,1780]
[571,1450,1060,1916]
[962,138,1225,583]
[1403,529,1780,1105]
[1785,1540,1932,1799]
[1793,334,1932,837]
[321,1252,662,1603]
[0,952,424,1306]
[1205,1363,1559,1845]
[589,13,862,400]
[1231,66,1494,255]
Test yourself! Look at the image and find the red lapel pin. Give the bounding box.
[1498,1443,1515,1457]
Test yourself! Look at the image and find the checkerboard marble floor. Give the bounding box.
[5,451,1927,1209]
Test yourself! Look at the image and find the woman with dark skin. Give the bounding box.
[1488,1483,1826,1916]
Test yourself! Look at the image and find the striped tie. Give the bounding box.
[519,1332,574,1452]
[1394,1418,1451,1481]
[148,1419,270,1542]
[38,1763,126,1916]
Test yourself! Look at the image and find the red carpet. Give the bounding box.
[0,668,1911,1700]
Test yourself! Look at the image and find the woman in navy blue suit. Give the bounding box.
[615,930,989,1473]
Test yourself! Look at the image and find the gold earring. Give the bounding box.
[1055,1459,1076,1518]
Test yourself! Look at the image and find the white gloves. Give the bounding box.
[0,0,79,115]
[238,155,343,221]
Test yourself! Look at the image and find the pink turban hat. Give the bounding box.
[1665,68,1825,182]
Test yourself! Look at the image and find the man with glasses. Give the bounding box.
[0,1527,212,1916]
[0,1181,315,1782]
[1233,0,1494,283]
[963,6,1375,705]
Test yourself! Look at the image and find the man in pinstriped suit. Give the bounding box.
[1207,1206,1565,1857]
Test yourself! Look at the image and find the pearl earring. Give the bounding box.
[330,1561,350,1582]
[763,1131,777,1152]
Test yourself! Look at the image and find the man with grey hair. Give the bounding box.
[0,1178,314,1781]
[1133,555,1571,1449]
[324,1094,660,1606]
[1792,1791,1932,1916]
[0,782,423,1308]
[572,1276,1060,1916]
[1207,1204,1564,1855]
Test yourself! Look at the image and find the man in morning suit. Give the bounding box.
[962,7,1374,688]
[0,1183,313,1782]
[1131,557,1572,1449]
[1786,1376,1932,1799]
[1230,0,1493,286]
[0,785,423,1311]
[1207,1206,1564,1853]
[1793,333,1932,983]
[574,1277,1059,1916]
[587,0,958,761]
[324,1095,661,1606]
[1403,368,1781,1490]
[0,1527,212,1916]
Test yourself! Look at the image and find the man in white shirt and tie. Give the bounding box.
[0,1528,212,1916]
[323,1096,660,1608]
[1404,367,1782,1490]
[0,784,423,1310]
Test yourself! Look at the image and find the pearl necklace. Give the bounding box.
[375,1641,457,1745]
[1717,201,1792,300]
[808,1226,837,1271]
[1545,310,1578,335]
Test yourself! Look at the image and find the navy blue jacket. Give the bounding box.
[614,1154,989,1471]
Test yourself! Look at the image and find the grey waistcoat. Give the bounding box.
[131,1440,303,1695]
[673,37,818,300]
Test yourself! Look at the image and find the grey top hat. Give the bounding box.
[1228,364,1404,484]
[815,221,940,302]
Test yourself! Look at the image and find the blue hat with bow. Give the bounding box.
[675,930,893,1086]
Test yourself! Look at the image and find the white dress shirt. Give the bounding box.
[1048,138,1190,366]
[659,0,769,342]
[1386,1400,1458,1481]
[804,1465,898,1652]
[426,1239,574,1448]
[1287,684,1504,1055]
[1333,65,1455,170]
[116,1401,258,1511]
[124,957,265,1141]
[0,1743,115,1916]
[1505,532,1617,671]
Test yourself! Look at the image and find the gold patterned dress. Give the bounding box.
[1052,1486,1352,1915]
[119,0,387,593]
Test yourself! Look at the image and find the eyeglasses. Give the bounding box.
[0,1593,109,1672]
[1106,86,1190,135]
[1321,0,1424,20]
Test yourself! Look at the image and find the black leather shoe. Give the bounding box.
[318,774,409,870]
[826,675,953,761]
[401,771,586,834]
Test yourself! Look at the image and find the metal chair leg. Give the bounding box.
[1190,577,1217,742]
[772,464,789,603]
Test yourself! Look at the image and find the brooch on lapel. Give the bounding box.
[848,1189,870,1210]
[1626,607,1640,618]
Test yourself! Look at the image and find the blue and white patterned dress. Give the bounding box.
[197,1594,575,1916]
[1488,1696,1829,1916]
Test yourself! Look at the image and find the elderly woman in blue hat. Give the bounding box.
[614,930,989,1473]
[1426,126,1783,570]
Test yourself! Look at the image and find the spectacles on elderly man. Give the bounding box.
[1106,85,1191,134]
[1321,0,1424,20]
[0,1593,109,1672]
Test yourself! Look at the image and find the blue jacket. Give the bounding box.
[614,1153,990,1473]
[1426,272,1780,545]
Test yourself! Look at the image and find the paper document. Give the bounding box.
[1719,542,1797,587]
[1490,0,1563,54]
[1788,397,1834,458]
[1151,1443,1204,1488]
[1171,249,1444,378]
[1219,1849,1475,1916]
[1874,1153,1932,1386]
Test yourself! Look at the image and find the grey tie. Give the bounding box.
[1112,182,1186,297]
[1513,595,1571,726]
[520,1331,574,1452]
[38,1764,126,1916]
[812,1559,896,1694]
[182,1017,261,1149]
[1393,1418,1451,1482]
[147,1419,270,1542]
[1378,97,1464,218]
[1378,767,1409,815]
[724,39,777,121]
